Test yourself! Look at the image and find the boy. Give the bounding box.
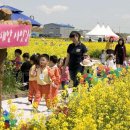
[35,54,56,109]
[21,53,32,90]
[49,55,61,104]
[28,54,40,105]
[13,49,22,81]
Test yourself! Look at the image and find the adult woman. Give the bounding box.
[114,38,126,68]
[106,37,115,54]
[65,31,88,87]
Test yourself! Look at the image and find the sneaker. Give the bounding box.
[27,100,32,105]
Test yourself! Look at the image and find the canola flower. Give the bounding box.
[2,38,130,129]
[9,104,17,113]
[7,38,130,60]
[7,99,12,105]
[2,72,130,130]
[46,69,130,130]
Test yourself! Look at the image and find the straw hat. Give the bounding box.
[0,8,12,15]
[80,59,94,67]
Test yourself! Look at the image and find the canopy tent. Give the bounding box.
[100,25,108,36]
[86,24,119,40]
[87,24,101,36]
[0,5,41,26]
[105,25,119,38]
[0,5,23,13]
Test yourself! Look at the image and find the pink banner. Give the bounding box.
[0,24,31,48]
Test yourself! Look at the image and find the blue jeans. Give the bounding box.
[69,66,83,87]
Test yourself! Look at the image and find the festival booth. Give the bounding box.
[86,24,119,41]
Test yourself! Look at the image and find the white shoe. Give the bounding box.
[27,101,32,105]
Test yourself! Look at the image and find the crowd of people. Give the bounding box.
[8,31,129,109]
[7,31,87,109]
[11,50,70,109]
[100,37,129,69]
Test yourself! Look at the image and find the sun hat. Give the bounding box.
[80,59,94,67]
[0,8,12,15]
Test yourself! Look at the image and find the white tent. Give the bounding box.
[105,25,119,38]
[86,24,119,39]
[87,24,101,36]
[99,25,108,36]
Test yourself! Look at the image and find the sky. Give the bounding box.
[0,0,130,33]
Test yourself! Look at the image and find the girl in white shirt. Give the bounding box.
[106,55,116,70]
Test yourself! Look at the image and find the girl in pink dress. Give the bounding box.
[61,58,70,89]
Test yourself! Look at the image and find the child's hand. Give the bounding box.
[48,69,54,77]
[32,71,37,76]
[51,82,57,88]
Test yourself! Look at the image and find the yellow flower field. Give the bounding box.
[7,38,130,60]
[1,68,130,130]
[2,38,130,129]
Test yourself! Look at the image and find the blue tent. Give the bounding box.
[0,5,41,26]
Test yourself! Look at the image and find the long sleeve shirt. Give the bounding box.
[29,65,37,81]
[114,44,126,61]
[49,65,61,88]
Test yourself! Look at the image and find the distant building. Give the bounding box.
[78,30,90,38]
[31,32,39,38]
[43,23,75,38]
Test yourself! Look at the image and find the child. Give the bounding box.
[82,54,93,73]
[35,54,56,109]
[128,58,130,66]
[80,57,94,74]
[106,55,116,70]
[57,58,64,73]
[100,50,106,65]
[83,54,91,61]
[49,55,61,103]
[61,58,70,89]
[13,49,22,81]
[13,49,22,70]
[122,56,128,67]
[123,60,128,67]
[80,58,94,88]
[28,54,40,105]
[21,53,31,90]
